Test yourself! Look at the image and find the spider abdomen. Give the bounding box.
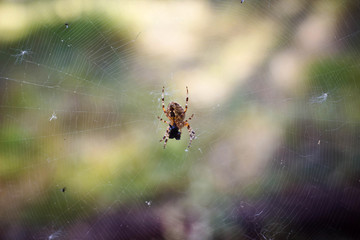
[167,102,186,128]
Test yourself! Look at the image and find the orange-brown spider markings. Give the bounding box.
[158,86,195,149]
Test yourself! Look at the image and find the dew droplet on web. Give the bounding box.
[49,112,57,121]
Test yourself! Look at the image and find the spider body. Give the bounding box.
[167,102,186,128]
[168,123,181,140]
[158,87,195,149]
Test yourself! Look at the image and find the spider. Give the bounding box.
[158,86,195,149]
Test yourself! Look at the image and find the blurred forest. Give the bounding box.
[1,0,360,239]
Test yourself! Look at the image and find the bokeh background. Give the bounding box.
[1,0,360,239]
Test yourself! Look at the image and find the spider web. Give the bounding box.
[1,1,360,239]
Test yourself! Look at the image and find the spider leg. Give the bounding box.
[160,125,170,149]
[184,86,189,113]
[185,114,194,123]
[157,116,169,124]
[159,126,170,142]
[163,135,169,149]
[184,122,195,148]
[162,86,167,114]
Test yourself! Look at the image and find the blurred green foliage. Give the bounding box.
[0,0,360,239]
